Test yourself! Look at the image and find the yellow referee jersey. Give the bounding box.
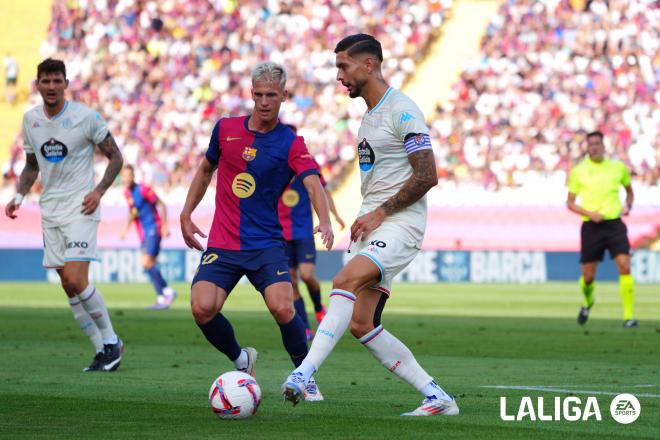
[567,157,631,221]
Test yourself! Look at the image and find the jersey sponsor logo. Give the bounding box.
[232,173,256,198]
[358,138,375,172]
[399,112,414,123]
[225,136,241,142]
[282,189,300,207]
[66,241,89,249]
[40,138,68,163]
[242,146,257,162]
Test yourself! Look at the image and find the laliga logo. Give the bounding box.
[500,396,602,421]
[500,394,641,423]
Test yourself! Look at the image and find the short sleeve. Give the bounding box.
[86,110,110,145]
[392,98,429,142]
[567,167,580,194]
[205,120,221,165]
[288,136,319,180]
[22,115,34,154]
[620,162,631,186]
[141,185,158,203]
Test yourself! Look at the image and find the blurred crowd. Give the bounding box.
[2,0,448,195]
[430,0,659,191]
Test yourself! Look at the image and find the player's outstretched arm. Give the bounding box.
[302,174,334,250]
[566,192,603,223]
[82,133,123,215]
[5,153,39,219]
[180,157,216,250]
[325,188,345,230]
[351,149,437,242]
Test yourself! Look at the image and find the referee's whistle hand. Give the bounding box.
[4,201,19,219]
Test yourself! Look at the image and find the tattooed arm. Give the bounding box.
[5,153,39,219]
[81,132,124,215]
[350,149,438,242]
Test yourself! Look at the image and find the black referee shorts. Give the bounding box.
[580,218,631,263]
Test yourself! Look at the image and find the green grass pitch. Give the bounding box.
[0,282,658,439]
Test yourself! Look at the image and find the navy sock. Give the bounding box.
[145,265,167,296]
[293,298,311,329]
[308,288,323,312]
[197,314,242,361]
[278,315,309,367]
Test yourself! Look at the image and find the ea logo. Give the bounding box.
[610,394,640,424]
[282,189,299,207]
[232,173,256,198]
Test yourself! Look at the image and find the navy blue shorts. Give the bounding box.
[286,237,317,268]
[141,231,161,257]
[192,246,291,294]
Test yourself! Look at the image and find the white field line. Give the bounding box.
[481,385,660,398]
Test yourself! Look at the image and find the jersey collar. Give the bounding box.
[368,87,393,115]
[43,100,69,120]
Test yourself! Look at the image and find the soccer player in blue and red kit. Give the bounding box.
[120,164,177,309]
[278,135,344,339]
[180,62,334,400]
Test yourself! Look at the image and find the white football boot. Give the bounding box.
[401,397,459,416]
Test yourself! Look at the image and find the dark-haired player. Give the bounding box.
[180,61,334,401]
[4,58,124,372]
[278,125,345,342]
[282,34,458,416]
[567,130,637,327]
[120,164,177,309]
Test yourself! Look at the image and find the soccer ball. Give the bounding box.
[208,371,262,420]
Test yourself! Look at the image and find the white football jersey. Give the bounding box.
[22,100,109,227]
[356,87,432,242]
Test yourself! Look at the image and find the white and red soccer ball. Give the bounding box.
[209,371,262,420]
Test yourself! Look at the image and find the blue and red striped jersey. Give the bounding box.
[278,169,326,241]
[205,116,319,251]
[124,184,162,241]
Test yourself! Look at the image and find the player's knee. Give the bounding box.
[59,274,85,295]
[349,320,373,339]
[332,272,359,293]
[269,303,295,324]
[299,270,316,285]
[190,299,216,324]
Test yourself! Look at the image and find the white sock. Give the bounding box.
[420,381,451,401]
[293,289,356,382]
[78,285,118,345]
[68,296,103,353]
[233,349,248,370]
[360,325,438,394]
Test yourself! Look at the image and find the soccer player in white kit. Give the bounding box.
[4,59,124,372]
[282,34,459,416]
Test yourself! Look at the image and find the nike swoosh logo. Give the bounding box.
[225,137,241,142]
[277,270,287,275]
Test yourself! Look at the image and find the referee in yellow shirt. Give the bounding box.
[567,131,637,327]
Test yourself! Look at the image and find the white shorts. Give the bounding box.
[346,222,421,294]
[42,219,100,268]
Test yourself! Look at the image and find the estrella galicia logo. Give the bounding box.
[358,138,375,172]
[438,251,469,282]
[40,138,68,163]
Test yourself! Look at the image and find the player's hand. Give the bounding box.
[161,224,170,238]
[350,208,385,242]
[621,205,631,216]
[588,212,604,223]
[4,200,19,219]
[314,221,334,250]
[81,189,103,215]
[181,215,207,251]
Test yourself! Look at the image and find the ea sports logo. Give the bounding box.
[610,394,640,424]
[232,173,256,198]
[282,189,299,207]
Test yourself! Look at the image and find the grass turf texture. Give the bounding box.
[0,282,658,439]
